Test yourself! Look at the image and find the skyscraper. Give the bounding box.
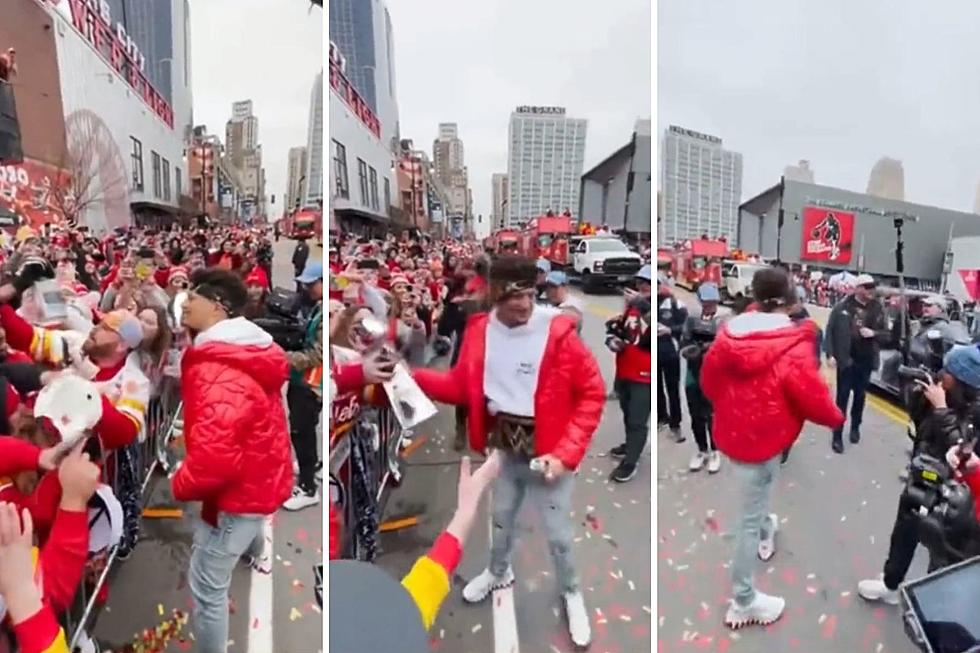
[506,106,587,226]
[286,146,308,210]
[433,123,469,217]
[784,159,815,183]
[304,71,323,207]
[329,0,399,150]
[225,100,263,215]
[660,125,742,244]
[491,173,509,230]
[867,157,905,201]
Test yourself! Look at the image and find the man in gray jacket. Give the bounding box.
[823,274,889,454]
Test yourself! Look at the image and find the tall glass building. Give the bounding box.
[660,125,742,244]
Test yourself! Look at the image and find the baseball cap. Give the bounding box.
[944,346,980,389]
[544,270,569,286]
[697,283,721,302]
[855,274,876,287]
[100,310,144,349]
[636,265,653,282]
[296,261,324,284]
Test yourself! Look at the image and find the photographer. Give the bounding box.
[680,283,721,473]
[858,345,980,605]
[283,260,324,512]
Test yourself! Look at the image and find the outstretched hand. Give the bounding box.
[446,450,504,544]
[0,502,42,623]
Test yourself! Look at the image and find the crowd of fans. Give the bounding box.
[0,220,321,653]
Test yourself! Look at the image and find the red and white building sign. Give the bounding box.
[48,0,174,128]
[0,160,71,227]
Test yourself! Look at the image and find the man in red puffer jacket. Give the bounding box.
[412,255,605,649]
[701,267,843,631]
[172,269,292,653]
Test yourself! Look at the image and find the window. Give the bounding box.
[384,177,391,210]
[332,140,349,198]
[130,138,144,191]
[151,151,161,198]
[162,158,171,201]
[369,167,379,210]
[175,167,182,198]
[357,159,368,206]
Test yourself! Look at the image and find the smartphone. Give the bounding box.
[357,259,380,270]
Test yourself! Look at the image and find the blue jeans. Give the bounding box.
[730,455,781,606]
[189,513,266,653]
[489,452,579,593]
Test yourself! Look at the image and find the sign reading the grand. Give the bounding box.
[55,0,174,128]
[800,206,855,265]
[515,106,566,115]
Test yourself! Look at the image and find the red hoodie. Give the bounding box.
[701,312,844,463]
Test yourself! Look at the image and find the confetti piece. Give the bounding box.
[158,604,164,616]
[628,580,636,591]
[289,607,302,622]
[619,614,632,623]
[472,624,482,634]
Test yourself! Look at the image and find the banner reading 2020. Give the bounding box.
[800,206,855,265]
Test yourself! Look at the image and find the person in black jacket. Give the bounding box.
[657,274,688,442]
[292,238,310,290]
[823,275,889,453]
[857,345,980,605]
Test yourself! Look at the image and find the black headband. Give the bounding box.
[192,283,241,317]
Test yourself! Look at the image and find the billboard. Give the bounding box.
[800,206,855,265]
[0,159,70,227]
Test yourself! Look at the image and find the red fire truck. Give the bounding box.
[487,229,520,254]
[282,207,322,240]
[517,214,574,267]
[671,238,728,290]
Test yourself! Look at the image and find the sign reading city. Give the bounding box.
[515,106,566,115]
[800,206,855,265]
[668,125,721,144]
[55,0,174,128]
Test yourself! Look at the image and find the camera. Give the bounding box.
[679,317,718,362]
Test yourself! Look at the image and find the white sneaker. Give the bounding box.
[461,566,515,604]
[857,578,899,605]
[563,590,592,648]
[724,591,785,629]
[244,552,272,574]
[283,486,320,511]
[707,451,722,474]
[758,513,777,561]
[689,452,707,472]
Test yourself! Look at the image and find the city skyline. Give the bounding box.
[386,0,651,221]
[659,0,980,214]
[191,0,320,217]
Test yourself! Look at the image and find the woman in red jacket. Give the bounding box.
[701,267,844,630]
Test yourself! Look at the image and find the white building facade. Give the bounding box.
[506,106,587,226]
[46,0,192,233]
[660,125,743,244]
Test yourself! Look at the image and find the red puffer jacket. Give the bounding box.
[413,312,605,470]
[173,317,293,525]
[701,312,844,463]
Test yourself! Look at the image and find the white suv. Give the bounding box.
[572,237,643,292]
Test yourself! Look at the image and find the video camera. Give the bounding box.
[903,443,980,571]
[679,317,718,362]
[252,287,306,351]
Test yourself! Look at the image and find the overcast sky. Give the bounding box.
[190,0,322,216]
[659,0,980,211]
[386,0,652,228]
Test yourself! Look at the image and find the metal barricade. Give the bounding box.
[64,376,184,649]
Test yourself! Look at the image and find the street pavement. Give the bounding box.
[376,289,653,653]
[92,237,323,653]
[657,289,921,653]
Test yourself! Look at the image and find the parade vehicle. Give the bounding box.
[571,235,643,293]
[870,289,972,397]
[517,213,574,267]
[487,228,519,254]
[656,247,672,276]
[720,251,768,304]
[282,207,321,240]
[670,237,728,290]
